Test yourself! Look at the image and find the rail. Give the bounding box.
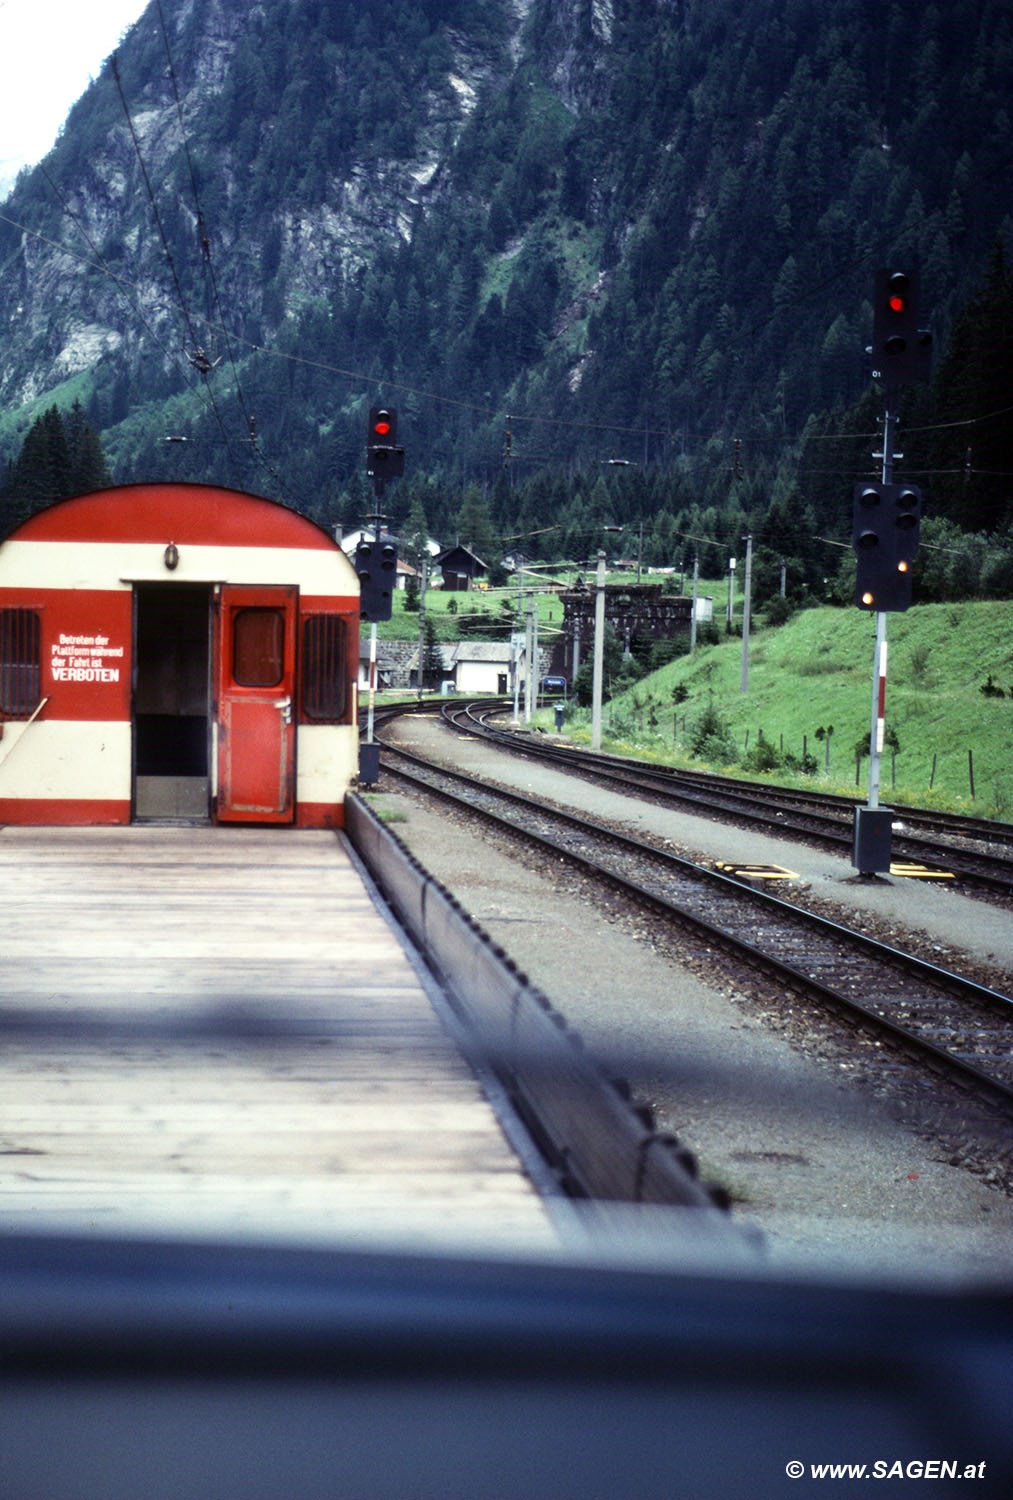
[373,727,1013,1126]
[444,701,1013,898]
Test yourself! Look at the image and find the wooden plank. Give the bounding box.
[0,827,555,1244]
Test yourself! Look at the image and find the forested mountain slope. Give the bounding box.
[0,0,1010,553]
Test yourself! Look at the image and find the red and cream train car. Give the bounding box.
[0,483,359,827]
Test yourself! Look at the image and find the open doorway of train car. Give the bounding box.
[133,584,212,821]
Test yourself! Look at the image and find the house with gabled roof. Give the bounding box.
[435,544,487,592]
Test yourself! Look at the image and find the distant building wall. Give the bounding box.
[358,637,543,693]
[550,584,694,679]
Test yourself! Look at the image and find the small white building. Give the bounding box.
[356,637,544,694]
[443,641,515,695]
[404,640,516,694]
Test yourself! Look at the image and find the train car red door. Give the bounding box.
[216,584,297,823]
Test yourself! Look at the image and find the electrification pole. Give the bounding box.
[740,534,752,695]
[591,550,606,752]
[524,602,536,725]
[416,552,428,702]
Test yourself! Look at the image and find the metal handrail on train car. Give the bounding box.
[0,695,49,771]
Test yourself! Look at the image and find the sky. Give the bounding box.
[0,0,150,198]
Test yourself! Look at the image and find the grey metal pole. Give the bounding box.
[524,603,535,724]
[532,598,539,713]
[513,556,524,725]
[591,550,606,752]
[416,552,428,701]
[512,633,521,725]
[740,534,752,694]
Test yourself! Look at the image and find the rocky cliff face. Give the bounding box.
[2,0,1007,499]
[0,0,541,411]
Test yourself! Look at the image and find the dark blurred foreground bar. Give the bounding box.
[2,1228,1010,1500]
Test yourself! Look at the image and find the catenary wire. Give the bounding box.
[111,49,243,482]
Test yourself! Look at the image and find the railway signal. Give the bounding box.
[894,482,922,573]
[871,269,932,389]
[852,481,893,611]
[854,273,931,875]
[366,405,405,479]
[355,536,398,622]
[852,480,921,613]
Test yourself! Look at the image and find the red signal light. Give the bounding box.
[885,270,910,316]
[366,406,404,478]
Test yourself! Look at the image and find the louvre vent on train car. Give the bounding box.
[302,615,348,722]
[0,608,42,716]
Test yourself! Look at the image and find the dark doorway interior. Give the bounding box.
[133,585,211,820]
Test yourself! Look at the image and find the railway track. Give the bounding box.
[436,700,1013,899]
[372,719,1013,1127]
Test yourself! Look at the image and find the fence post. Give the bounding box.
[930,752,937,790]
[969,748,975,800]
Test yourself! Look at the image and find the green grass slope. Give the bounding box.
[565,601,1013,821]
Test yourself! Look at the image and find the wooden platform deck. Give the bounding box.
[0,827,556,1248]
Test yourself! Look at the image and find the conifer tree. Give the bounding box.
[0,404,111,534]
[65,400,112,494]
[929,239,1013,533]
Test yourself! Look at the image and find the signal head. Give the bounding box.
[872,268,926,388]
[895,486,921,525]
[368,405,397,442]
[886,270,910,314]
[366,405,404,478]
[851,479,922,611]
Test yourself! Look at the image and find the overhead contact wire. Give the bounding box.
[154,0,296,499]
[111,48,240,478]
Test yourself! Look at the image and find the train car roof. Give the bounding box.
[3,482,342,553]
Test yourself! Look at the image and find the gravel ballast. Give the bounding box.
[370,716,1013,1279]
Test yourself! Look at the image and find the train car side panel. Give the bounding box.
[0,485,360,828]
